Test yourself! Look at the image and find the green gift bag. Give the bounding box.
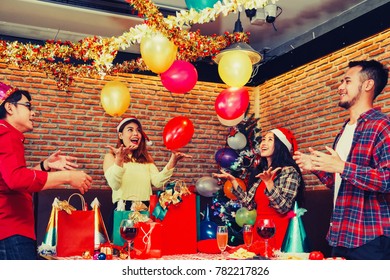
[112,210,149,246]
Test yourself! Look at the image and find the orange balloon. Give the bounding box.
[224,178,247,200]
[100,81,131,117]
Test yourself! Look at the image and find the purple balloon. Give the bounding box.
[215,148,239,169]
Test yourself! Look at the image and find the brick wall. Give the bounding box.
[0,63,237,189]
[0,28,389,192]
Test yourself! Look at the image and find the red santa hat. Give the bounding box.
[0,82,17,106]
[116,117,152,146]
[271,127,298,153]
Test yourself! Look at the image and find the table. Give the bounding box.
[40,252,267,260]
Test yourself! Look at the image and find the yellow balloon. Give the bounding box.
[218,51,253,87]
[100,81,131,117]
[140,33,177,74]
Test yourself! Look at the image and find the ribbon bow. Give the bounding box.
[152,180,191,221]
[129,211,151,223]
[128,201,151,223]
[131,201,149,212]
[56,200,76,214]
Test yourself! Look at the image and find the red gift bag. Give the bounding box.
[151,193,198,255]
[133,222,162,259]
[56,193,95,257]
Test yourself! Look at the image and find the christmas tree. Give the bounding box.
[210,114,262,245]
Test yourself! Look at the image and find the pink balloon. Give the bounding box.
[163,116,195,150]
[215,87,249,120]
[160,60,198,93]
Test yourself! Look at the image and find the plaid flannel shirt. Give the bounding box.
[232,166,300,214]
[313,108,390,248]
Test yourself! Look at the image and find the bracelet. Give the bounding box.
[40,160,51,172]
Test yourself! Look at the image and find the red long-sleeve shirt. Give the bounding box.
[0,120,48,240]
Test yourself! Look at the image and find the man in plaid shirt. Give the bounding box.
[294,60,390,259]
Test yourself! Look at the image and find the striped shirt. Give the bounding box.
[313,108,390,248]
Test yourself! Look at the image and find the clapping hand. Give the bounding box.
[294,147,345,173]
[293,149,315,171]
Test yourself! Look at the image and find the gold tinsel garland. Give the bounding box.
[0,0,276,90]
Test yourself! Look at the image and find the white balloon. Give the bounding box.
[227,132,247,150]
[217,113,244,126]
[195,176,221,197]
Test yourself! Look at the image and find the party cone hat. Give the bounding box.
[37,198,59,255]
[91,198,110,250]
[281,201,311,253]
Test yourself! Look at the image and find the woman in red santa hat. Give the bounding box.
[213,127,305,257]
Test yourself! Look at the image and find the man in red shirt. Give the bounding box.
[0,82,92,260]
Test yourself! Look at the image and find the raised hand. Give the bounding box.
[256,167,281,184]
[212,169,235,181]
[172,151,192,162]
[166,151,192,169]
[47,150,79,171]
[106,144,132,163]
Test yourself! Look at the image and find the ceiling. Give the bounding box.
[0,0,389,85]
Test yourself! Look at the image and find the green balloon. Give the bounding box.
[235,209,245,227]
[235,207,257,227]
[234,207,248,227]
[246,209,257,225]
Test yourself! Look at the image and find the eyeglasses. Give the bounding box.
[12,102,33,111]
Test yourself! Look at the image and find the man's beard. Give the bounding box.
[339,99,353,109]
[338,85,362,109]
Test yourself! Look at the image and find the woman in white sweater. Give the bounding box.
[103,117,191,210]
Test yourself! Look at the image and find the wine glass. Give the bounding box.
[256,218,276,258]
[120,219,139,260]
[243,224,253,249]
[216,225,228,259]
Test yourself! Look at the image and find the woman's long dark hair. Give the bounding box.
[114,120,154,164]
[258,135,305,206]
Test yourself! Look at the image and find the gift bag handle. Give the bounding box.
[68,193,88,211]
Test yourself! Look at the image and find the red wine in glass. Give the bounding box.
[120,227,138,241]
[119,219,138,259]
[256,218,276,258]
[257,227,275,239]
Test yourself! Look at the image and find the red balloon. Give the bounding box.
[163,116,195,150]
[160,60,198,93]
[215,87,249,120]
